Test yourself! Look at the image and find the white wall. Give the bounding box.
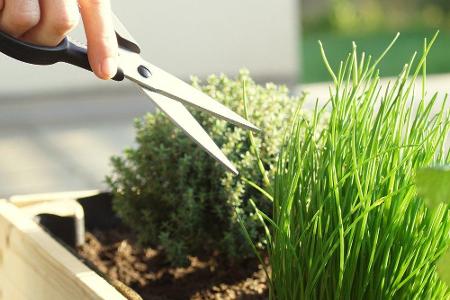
[0,0,299,97]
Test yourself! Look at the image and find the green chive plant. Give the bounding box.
[243,33,450,299]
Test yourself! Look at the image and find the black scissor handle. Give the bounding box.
[0,30,125,81]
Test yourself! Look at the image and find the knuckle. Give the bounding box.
[9,10,40,32]
[83,0,108,8]
[89,30,118,52]
[49,10,80,35]
[98,32,117,46]
[93,0,109,6]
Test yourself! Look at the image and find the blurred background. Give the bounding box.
[0,0,449,197]
[302,0,450,82]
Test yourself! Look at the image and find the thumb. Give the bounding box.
[78,0,118,80]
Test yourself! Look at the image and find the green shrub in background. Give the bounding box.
[417,167,450,286]
[106,70,301,266]
[243,34,450,298]
[303,0,450,33]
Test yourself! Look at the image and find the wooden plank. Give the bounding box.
[9,190,100,208]
[0,199,126,300]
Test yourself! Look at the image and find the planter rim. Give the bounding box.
[0,192,127,300]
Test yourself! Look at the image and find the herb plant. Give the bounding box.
[244,34,450,299]
[107,70,301,266]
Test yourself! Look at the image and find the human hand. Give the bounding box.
[0,0,118,79]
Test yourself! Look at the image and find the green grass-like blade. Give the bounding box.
[241,32,450,299]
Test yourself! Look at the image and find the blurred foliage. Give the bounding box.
[107,70,301,266]
[301,1,450,82]
[302,0,450,33]
[416,166,450,286]
[417,166,450,208]
[302,30,450,82]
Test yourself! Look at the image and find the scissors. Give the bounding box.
[0,14,259,175]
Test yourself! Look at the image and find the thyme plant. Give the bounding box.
[107,70,301,266]
[244,33,450,299]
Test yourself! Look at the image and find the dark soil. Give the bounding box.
[77,227,268,300]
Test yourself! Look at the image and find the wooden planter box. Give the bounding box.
[0,191,128,300]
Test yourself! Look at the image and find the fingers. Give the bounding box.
[0,0,118,80]
[22,0,80,46]
[78,0,118,79]
[0,0,40,38]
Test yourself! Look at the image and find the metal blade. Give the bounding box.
[112,13,141,54]
[140,87,239,175]
[119,51,260,132]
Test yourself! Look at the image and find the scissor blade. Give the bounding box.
[120,52,259,132]
[112,13,141,54]
[141,87,239,175]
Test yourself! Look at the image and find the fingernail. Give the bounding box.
[100,57,117,79]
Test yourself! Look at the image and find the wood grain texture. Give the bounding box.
[0,199,126,300]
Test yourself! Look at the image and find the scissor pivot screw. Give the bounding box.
[138,65,152,78]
